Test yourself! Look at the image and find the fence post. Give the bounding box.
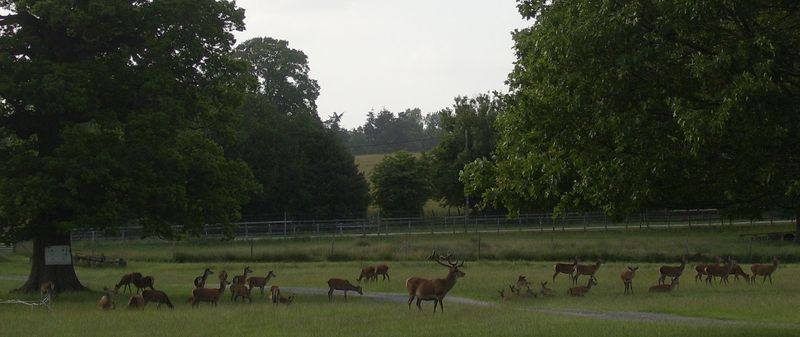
[583,213,587,231]
[666,209,670,228]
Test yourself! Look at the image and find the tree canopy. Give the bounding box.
[370,151,430,218]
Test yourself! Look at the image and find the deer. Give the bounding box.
[327,278,363,301]
[516,275,532,289]
[539,281,555,297]
[115,272,142,293]
[729,263,750,283]
[39,281,54,298]
[142,289,174,309]
[620,266,638,295]
[232,266,253,285]
[751,256,780,285]
[276,293,294,305]
[247,270,277,294]
[270,285,281,305]
[375,264,390,281]
[567,276,598,297]
[509,283,537,299]
[133,275,155,293]
[409,251,465,312]
[694,256,722,282]
[231,282,253,303]
[191,272,230,307]
[194,268,214,288]
[649,277,679,292]
[127,294,145,309]
[658,256,687,286]
[705,258,736,286]
[357,266,376,282]
[98,287,116,310]
[573,259,603,284]
[552,257,579,284]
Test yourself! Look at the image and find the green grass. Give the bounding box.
[57,225,800,263]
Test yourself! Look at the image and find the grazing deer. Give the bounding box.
[134,276,154,293]
[142,289,174,309]
[375,264,390,281]
[729,263,750,283]
[115,272,142,293]
[247,270,277,294]
[694,256,722,282]
[751,256,780,285]
[191,273,230,307]
[327,278,363,301]
[567,277,597,297]
[539,281,555,297]
[410,251,466,312]
[194,268,214,288]
[127,294,145,309]
[357,266,376,282]
[573,259,603,284]
[620,266,638,295]
[658,256,687,285]
[232,266,253,285]
[649,277,679,292]
[705,258,736,286]
[552,257,579,284]
[98,287,116,310]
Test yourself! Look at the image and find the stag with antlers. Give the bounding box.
[405,251,465,313]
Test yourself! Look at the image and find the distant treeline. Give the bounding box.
[325,108,442,155]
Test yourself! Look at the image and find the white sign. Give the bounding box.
[45,246,72,265]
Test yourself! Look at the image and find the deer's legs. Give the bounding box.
[768,274,773,284]
[344,290,348,301]
[407,295,415,309]
[328,288,334,301]
[552,271,559,283]
[433,299,438,313]
[415,298,423,311]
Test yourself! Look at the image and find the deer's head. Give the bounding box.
[203,268,214,276]
[268,270,277,278]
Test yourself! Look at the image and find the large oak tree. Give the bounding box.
[0,0,259,292]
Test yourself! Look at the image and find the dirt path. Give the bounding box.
[285,287,800,330]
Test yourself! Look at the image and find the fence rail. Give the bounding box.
[70,209,795,243]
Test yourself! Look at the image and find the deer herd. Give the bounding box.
[93,253,781,312]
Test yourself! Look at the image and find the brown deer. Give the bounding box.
[375,264,390,281]
[232,266,253,285]
[127,294,145,309]
[509,284,537,299]
[410,251,465,312]
[694,256,722,282]
[729,264,750,283]
[133,275,155,293]
[327,278,363,301]
[620,266,638,295]
[705,258,736,285]
[142,289,174,309]
[247,270,277,294]
[751,256,780,284]
[405,277,426,309]
[649,277,679,292]
[567,277,597,297]
[539,281,555,297]
[191,272,230,307]
[573,259,603,284]
[39,281,54,298]
[552,257,579,284]
[194,268,213,288]
[230,283,252,302]
[98,287,116,310]
[269,285,281,305]
[115,272,142,293]
[516,275,532,289]
[357,266,376,282]
[498,288,509,302]
[658,256,687,285]
[277,293,294,305]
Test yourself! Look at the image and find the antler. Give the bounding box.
[429,250,463,268]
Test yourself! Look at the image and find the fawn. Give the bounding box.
[649,277,679,292]
[567,277,598,297]
[620,266,638,295]
[539,281,555,297]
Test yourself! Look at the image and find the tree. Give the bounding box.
[370,151,430,217]
[0,0,259,292]
[233,38,369,219]
[472,0,800,233]
[428,94,502,209]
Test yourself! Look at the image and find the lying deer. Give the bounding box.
[409,251,465,312]
[694,256,722,282]
[567,277,597,297]
[194,268,214,288]
[620,266,638,295]
[142,289,174,309]
[751,256,780,285]
[191,273,230,307]
[516,275,532,289]
[509,284,537,299]
[115,272,142,294]
[98,287,116,310]
[658,256,687,286]
[247,270,277,294]
[357,266,376,282]
[232,266,253,285]
[539,281,555,297]
[375,264,390,281]
[276,293,295,305]
[133,275,155,293]
[327,278,363,301]
[573,259,603,284]
[552,257,579,284]
[705,258,736,286]
[128,294,145,309]
[649,277,679,292]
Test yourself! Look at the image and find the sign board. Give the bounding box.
[45,246,72,265]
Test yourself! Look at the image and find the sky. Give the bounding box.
[233,0,530,129]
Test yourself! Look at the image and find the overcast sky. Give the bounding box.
[233,0,529,129]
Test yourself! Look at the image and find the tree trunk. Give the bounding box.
[15,232,87,293]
